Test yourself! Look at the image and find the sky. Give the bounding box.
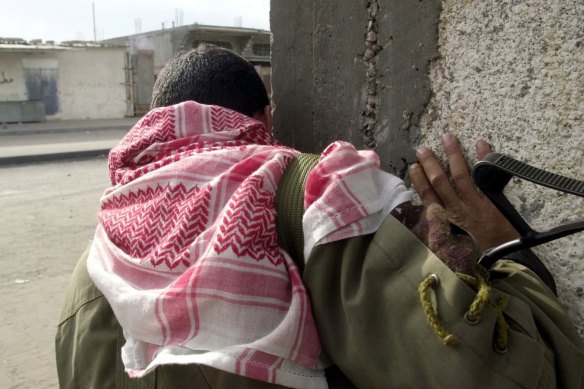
[0,0,271,43]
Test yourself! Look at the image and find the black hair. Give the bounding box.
[150,44,269,117]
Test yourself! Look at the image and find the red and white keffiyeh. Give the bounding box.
[87,101,410,388]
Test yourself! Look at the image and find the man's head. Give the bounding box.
[151,44,271,130]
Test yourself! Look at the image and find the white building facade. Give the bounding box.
[0,41,127,122]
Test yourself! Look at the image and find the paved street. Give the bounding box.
[0,118,136,164]
[0,158,109,389]
[0,128,128,147]
[0,120,132,388]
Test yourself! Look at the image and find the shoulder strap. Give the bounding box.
[276,153,365,388]
[275,153,320,272]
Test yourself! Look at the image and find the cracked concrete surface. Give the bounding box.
[361,0,382,149]
[420,0,584,335]
[271,0,441,176]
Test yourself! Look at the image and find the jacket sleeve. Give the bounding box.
[303,214,584,389]
[55,246,122,389]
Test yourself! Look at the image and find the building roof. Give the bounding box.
[0,38,126,52]
[60,41,127,48]
[0,43,68,52]
[102,23,271,42]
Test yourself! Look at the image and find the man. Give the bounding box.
[56,45,583,388]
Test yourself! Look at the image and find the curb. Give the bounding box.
[0,126,130,137]
[0,149,110,166]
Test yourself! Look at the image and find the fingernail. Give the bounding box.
[476,139,489,153]
[442,133,455,147]
[416,146,430,157]
[409,163,420,171]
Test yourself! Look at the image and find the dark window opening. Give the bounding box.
[192,40,233,50]
[253,44,270,56]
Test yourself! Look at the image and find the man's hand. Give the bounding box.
[409,133,519,251]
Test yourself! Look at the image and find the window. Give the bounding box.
[192,40,233,49]
[253,44,270,56]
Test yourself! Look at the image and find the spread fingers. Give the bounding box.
[441,133,478,202]
[409,162,442,206]
[415,145,460,209]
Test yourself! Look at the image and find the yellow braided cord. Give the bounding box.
[418,275,458,346]
[419,268,510,350]
[467,273,491,323]
[456,269,511,352]
[494,295,510,352]
[456,272,478,288]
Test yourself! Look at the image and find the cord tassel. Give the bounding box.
[418,274,458,345]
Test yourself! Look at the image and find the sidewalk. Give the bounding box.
[0,117,140,165]
[0,117,140,136]
[0,117,139,136]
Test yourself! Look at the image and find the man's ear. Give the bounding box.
[262,105,272,134]
[253,105,272,133]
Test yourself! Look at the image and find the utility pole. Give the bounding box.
[92,2,97,41]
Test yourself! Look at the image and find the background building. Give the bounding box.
[0,25,271,122]
[0,39,127,122]
[103,24,271,116]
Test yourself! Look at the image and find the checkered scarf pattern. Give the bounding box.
[87,101,410,388]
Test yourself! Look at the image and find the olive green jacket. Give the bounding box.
[56,215,584,388]
[304,215,584,388]
[56,146,583,389]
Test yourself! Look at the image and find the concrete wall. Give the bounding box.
[420,0,584,336]
[107,31,174,74]
[271,0,584,335]
[272,0,441,177]
[0,53,26,101]
[58,48,126,120]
